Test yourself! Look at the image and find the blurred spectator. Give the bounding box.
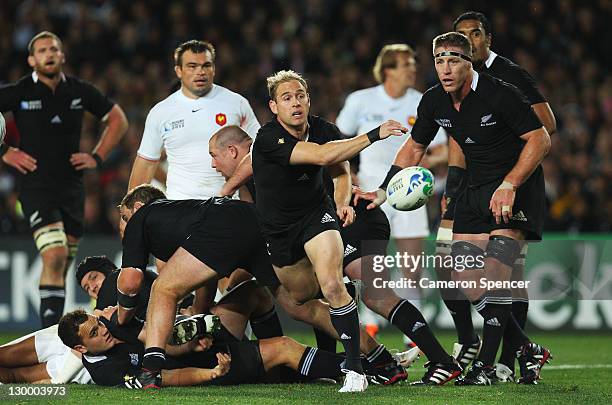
[0,0,609,235]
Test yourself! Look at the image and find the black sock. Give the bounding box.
[250,308,284,339]
[474,291,512,366]
[329,300,362,373]
[388,300,453,364]
[366,344,395,365]
[314,327,336,353]
[443,297,478,344]
[39,286,65,327]
[498,299,529,369]
[142,347,166,371]
[298,347,345,379]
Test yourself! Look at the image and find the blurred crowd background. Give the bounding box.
[0,0,610,237]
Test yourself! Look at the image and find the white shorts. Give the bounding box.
[359,173,430,239]
[33,325,91,384]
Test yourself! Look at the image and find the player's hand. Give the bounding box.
[353,186,386,210]
[193,336,214,352]
[489,182,516,224]
[94,305,117,321]
[378,120,408,140]
[440,193,448,217]
[1,147,37,174]
[336,205,355,227]
[70,152,97,170]
[211,352,231,379]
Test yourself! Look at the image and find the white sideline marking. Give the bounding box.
[546,364,612,370]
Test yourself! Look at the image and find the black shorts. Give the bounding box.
[181,201,279,288]
[441,189,464,221]
[453,168,545,240]
[207,341,267,385]
[19,185,85,237]
[340,200,390,268]
[264,201,341,267]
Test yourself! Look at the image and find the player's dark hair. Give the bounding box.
[453,11,492,36]
[373,44,415,84]
[121,184,166,210]
[174,40,216,66]
[28,31,63,55]
[213,126,252,149]
[432,32,472,58]
[76,256,117,286]
[58,309,88,348]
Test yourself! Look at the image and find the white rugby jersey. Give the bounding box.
[336,85,447,190]
[138,85,260,199]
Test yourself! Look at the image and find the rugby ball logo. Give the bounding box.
[386,167,435,211]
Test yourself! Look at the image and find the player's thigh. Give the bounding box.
[2,363,50,383]
[273,257,319,303]
[395,237,425,279]
[0,336,38,367]
[155,247,219,297]
[304,229,344,285]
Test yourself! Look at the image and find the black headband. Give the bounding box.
[434,51,472,62]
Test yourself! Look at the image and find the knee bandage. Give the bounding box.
[450,241,484,270]
[485,236,521,267]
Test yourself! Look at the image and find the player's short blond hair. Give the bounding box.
[267,70,308,100]
[28,31,63,55]
[373,44,415,84]
[432,32,472,57]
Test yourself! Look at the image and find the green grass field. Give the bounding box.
[1,331,611,404]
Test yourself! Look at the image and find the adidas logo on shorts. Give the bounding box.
[412,321,425,332]
[486,317,501,327]
[321,213,335,223]
[340,333,351,340]
[511,210,528,222]
[344,244,357,257]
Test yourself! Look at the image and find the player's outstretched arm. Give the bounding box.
[289,120,407,166]
[219,153,253,197]
[160,353,231,386]
[353,137,428,209]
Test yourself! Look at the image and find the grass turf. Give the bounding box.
[1,331,611,404]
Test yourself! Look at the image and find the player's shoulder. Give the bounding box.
[489,54,528,76]
[420,83,444,103]
[345,85,380,102]
[478,73,527,107]
[147,90,182,115]
[211,84,249,103]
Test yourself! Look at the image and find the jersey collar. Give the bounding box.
[470,70,480,91]
[31,71,66,83]
[484,51,497,69]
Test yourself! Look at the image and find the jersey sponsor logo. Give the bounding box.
[215,113,227,126]
[408,116,417,126]
[50,115,62,124]
[163,119,185,133]
[511,210,528,222]
[70,98,83,109]
[321,213,335,223]
[29,211,42,227]
[465,137,476,144]
[297,173,309,181]
[20,100,42,110]
[278,138,285,144]
[480,113,497,126]
[435,118,452,128]
[344,244,357,257]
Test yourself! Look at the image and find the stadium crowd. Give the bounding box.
[0,0,610,236]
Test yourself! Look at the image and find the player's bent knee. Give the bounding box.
[485,236,521,267]
[450,241,484,270]
[35,227,68,254]
[118,268,144,295]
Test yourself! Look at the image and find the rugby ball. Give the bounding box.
[386,166,435,211]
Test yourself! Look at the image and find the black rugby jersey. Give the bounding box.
[0,73,114,187]
[479,52,546,105]
[251,115,342,232]
[411,72,543,186]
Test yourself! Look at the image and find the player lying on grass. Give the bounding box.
[115,184,408,388]
[0,325,91,384]
[211,125,462,385]
[58,279,363,388]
